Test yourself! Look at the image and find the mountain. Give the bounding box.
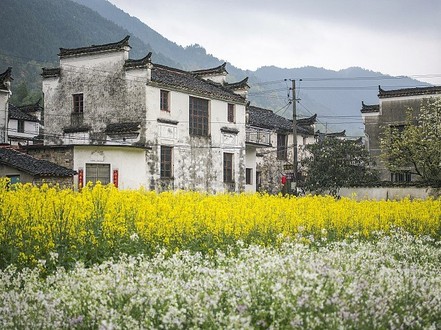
[0,0,431,136]
[0,0,176,92]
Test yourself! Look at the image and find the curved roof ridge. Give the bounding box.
[59,35,131,58]
[224,77,249,90]
[297,114,317,125]
[360,101,380,113]
[191,62,228,76]
[378,85,441,98]
[124,52,152,69]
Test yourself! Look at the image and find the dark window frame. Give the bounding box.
[223,152,234,183]
[73,93,84,113]
[277,133,288,160]
[85,163,111,185]
[17,120,25,133]
[160,146,173,178]
[189,96,209,136]
[227,103,235,123]
[246,168,253,185]
[160,90,170,112]
[391,171,411,183]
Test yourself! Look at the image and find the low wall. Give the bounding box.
[338,187,439,200]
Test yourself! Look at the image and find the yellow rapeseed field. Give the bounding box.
[0,179,440,269]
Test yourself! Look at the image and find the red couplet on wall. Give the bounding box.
[281,175,287,185]
[113,169,119,188]
[78,169,84,190]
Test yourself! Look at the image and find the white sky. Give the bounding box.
[108,0,441,84]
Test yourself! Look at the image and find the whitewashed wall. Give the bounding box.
[73,145,147,190]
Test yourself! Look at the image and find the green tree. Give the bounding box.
[380,98,441,185]
[301,138,379,196]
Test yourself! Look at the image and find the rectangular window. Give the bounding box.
[7,175,20,184]
[227,103,235,123]
[391,172,411,182]
[17,120,25,133]
[73,93,84,113]
[189,96,209,136]
[246,168,253,185]
[160,146,173,178]
[85,163,111,185]
[72,93,84,126]
[277,133,287,160]
[223,152,234,183]
[160,90,170,112]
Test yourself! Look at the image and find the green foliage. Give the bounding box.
[302,138,379,195]
[380,98,441,186]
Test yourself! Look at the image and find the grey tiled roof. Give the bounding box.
[0,148,76,177]
[151,64,246,103]
[41,68,60,78]
[0,67,12,91]
[105,122,141,133]
[360,101,380,113]
[124,53,152,70]
[224,77,249,91]
[378,85,441,98]
[191,62,228,76]
[8,101,42,122]
[58,35,130,58]
[247,105,315,135]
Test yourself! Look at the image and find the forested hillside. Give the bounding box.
[0,0,175,104]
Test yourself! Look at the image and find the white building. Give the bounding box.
[7,101,42,146]
[37,36,250,192]
[246,105,317,193]
[0,67,12,144]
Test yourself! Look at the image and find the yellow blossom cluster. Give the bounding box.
[0,179,440,269]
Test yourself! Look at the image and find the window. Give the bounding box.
[227,103,235,123]
[85,163,111,185]
[17,120,25,133]
[246,168,253,185]
[277,134,287,160]
[72,93,84,126]
[160,90,170,112]
[391,172,411,182]
[73,93,84,113]
[189,96,209,136]
[160,146,173,178]
[223,153,234,183]
[7,175,20,185]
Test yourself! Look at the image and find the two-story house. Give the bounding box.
[7,101,42,146]
[361,85,441,182]
[246,105,317,193]
[32,36,249,192]
[0,67,43,146]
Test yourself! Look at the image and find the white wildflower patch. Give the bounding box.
[0,231,440,329]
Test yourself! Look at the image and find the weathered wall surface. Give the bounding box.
[43,52,147,145]
[339,186,439,200]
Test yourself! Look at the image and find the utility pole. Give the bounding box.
[291,79,298,194]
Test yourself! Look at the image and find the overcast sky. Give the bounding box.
[108,0,441,84]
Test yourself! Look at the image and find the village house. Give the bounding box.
[246,105,317,193]
[361,85,441,182]
[0,147,75,185]
[30,36,251,192]
[0,67,43,146]
[7,101,43,146]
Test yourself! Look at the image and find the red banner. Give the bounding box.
[113,169,119,188]
[78,169,84,190]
